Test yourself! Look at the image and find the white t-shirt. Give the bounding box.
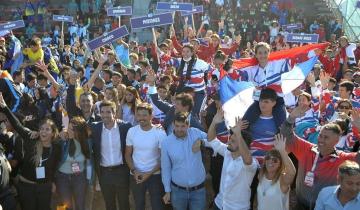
[209,139,259,210]
[126,125,167,173]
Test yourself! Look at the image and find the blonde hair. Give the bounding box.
[259,149,284,185]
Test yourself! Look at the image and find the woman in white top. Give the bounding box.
[257,134,296,210]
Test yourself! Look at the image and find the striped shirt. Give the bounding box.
[250,116,277,164]
[170,58,212,92]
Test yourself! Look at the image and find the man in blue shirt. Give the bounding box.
[315,160,360,210]
[161,112,207,210]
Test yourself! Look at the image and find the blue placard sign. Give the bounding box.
[107,6,132,16]
[87,26,129,50]
[286,33,319,43]
[180,5,204,16]
[130,13,174,30]
[0,20,25,31]
[282,23,303,31]
[156,2,193,12]
[53,15,74,23]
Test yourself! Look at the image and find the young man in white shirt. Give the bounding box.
[125,103,167,210]
[206,109,259,210]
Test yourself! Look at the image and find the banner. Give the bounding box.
[156,2,193,12]
[130,13,174,29]
[0,20,25,31]
[87,26,129,50]
[107,6,132,16]
[282,23,303,31]
[180,5,204,16]
[286,33,319,43]
[52,15,74,23]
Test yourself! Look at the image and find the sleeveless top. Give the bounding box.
[257,177,289,210]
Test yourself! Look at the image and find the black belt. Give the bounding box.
[100,164,126,171]
[171,181,204,191]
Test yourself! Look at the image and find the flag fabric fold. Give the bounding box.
[114,44,132,69]
[232,42,329,70]
[219,75,255,127]
[281,56,318,94]
[10,35,23,75]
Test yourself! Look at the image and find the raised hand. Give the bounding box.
[0,93,7,108]
[289,106,307,120]
[306,71,316,87]
[146,69,157,86]
[35,60,50,74]
[274,134,286,152]
[319,71,330,89]
[212,108,224,124]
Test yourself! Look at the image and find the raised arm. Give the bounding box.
[207,108,224,141]
[0,93,32,139]
[274,134,296,193]
[233,117,252,165]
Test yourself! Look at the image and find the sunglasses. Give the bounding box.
[338,105,351,110]
[265,156,280,163]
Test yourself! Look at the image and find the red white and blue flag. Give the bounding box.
[219,43,329,127]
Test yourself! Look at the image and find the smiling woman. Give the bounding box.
[0,92,61,210]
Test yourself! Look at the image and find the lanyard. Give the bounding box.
[310,152,320,172]
[39,146,52,167]
[253,65,267,86]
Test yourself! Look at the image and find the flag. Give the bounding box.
[219,75,255,127]
[10,35,23,75]
[281,56,318,94]
[114,44,132,69]
[232,42,329,70]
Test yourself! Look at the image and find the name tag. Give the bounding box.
[304,171,315,187]
[71,162,81,174]
[36,167,45,179]
[86,164,92,180]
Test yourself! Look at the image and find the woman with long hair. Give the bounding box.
[0,93,61,210]
[257,134,296,210]
[56,116,93,210]
[119,86,141,125]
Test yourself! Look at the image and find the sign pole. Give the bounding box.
[118,16,121,27]
[152,27,160,64]
[191,14,196,34]
[61,21,64,37]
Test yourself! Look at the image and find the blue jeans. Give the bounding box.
[56,171,87,210]
[192,90,206,118]
[170,184,206,210]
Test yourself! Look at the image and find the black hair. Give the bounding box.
[177,45,197,86]
[259,88,277,101]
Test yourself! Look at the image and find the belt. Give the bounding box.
[100,164,126,171]
[171,181,204,191]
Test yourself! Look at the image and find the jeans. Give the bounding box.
[56,171,87,210]
[170,184,206,210]
[130,174,164,210]
[192,90,206,118]
[17,181,52,210]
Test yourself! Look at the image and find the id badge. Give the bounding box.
[86,164,92,180]
[304,171,315,187]
[36,166,45,179]
[71,162,81,174]
[253,89,261,101]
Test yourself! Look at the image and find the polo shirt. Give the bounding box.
[287,134,360,207]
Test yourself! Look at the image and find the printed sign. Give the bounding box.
[282,23,303,31]
[107,6,132,16]
[87,26,129,50]
[53,15,74,23]
[130,13,174,30]
[286,33,319,43]
[180,5,204,16]
[156,2,193,12]
[0,20,25,31]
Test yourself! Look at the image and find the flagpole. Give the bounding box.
[191,14,196,34]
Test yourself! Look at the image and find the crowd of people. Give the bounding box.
[0,0,360,210]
